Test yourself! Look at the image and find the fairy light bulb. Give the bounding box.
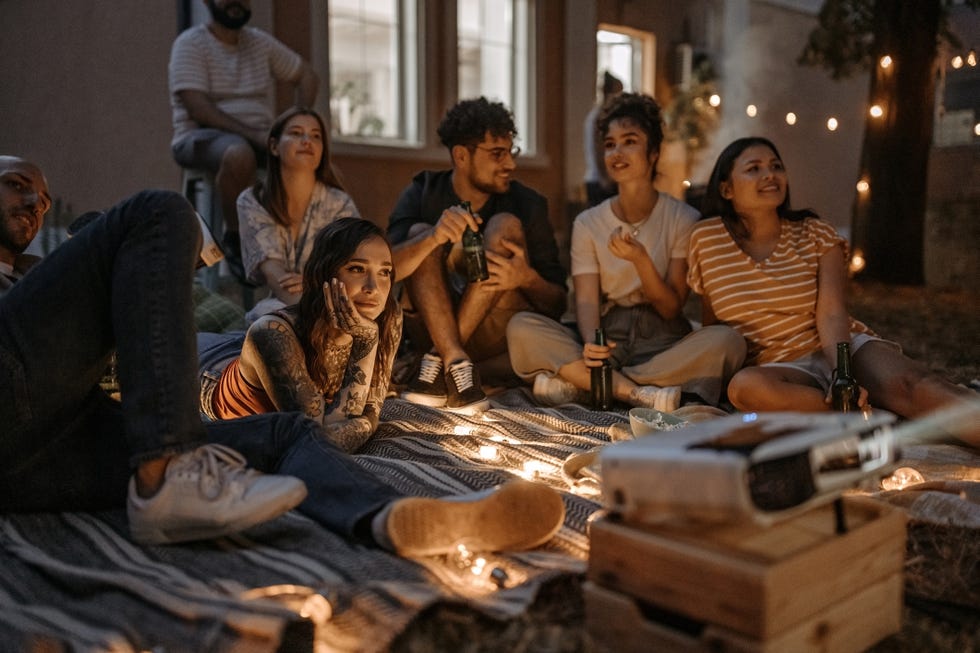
[520,460,555,479]
[746,104,757,117]
[881,467,924,491]
[951,55,964,69]
[879,55,892,69]
[967,50,977,67]
[856,179,870,193]
[785,112,797,125]
[849,250,866,275]
[827,117,839,131]
[708,94,721,107]
[869,105,884,118]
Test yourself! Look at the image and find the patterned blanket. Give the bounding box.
[0,389,624,652]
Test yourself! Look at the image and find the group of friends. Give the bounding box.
[1,0,975,555]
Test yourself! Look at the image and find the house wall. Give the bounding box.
[0,1,276,220]
[6,0,961,275]
[0,2,180,216]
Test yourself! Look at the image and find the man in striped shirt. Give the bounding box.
[168,0,318,277]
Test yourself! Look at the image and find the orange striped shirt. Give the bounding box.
[211,357,278,419]
[687,217,872,365]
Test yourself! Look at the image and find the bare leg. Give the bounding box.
[855,342,979,445]
[215,142,258,233]
[727,366,827,412]
[457,213,523,346]
[404,224,468,364]
[135,457,172,497]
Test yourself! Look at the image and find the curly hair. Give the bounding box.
[701,136,817,240]
[436,97,517,152]
[255,106,346,227]
[597,92,665,160]
[290,218,400,392]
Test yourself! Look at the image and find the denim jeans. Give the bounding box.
[196,330,247,421]
[207,412,401,542]
[0,191,401,534]
[0,190,207,511]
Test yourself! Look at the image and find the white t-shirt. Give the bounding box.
[571,193,698,309]
[169,25,303,144]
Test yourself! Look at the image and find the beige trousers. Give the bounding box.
[506,307,746,405]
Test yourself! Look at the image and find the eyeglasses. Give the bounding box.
[473,145,521,162]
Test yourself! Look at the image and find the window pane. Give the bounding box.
[597,29,638,93]
[457,0,534,152]
[329,0,418,141]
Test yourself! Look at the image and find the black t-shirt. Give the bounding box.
[386,169,566,286]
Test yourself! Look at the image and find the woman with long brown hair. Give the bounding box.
[199,218,401,452]
[238,106,358,321]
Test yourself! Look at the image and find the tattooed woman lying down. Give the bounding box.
[198,217,402,452]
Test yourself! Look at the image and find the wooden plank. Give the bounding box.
[588,497,906,638]
[584,574,903,653]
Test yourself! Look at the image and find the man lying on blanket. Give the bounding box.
[0,155,564,553]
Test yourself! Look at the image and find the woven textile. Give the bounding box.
[0,390,625,652]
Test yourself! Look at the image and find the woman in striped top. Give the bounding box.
[688,137,975,431]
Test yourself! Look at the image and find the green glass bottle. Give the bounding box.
[591,328,613,410]
[831,342,860,412]
[460,201,489,282]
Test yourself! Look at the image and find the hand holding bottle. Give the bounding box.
[433,204,481,245]
[590,328,613,410]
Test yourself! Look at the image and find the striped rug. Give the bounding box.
[0,389,629,652]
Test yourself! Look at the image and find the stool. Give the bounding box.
[180,168,255,308]
[182,168,221,291]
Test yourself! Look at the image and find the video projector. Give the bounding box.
[600,404,976,526]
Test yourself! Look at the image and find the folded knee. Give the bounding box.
[484,213,523,248]
[219,143,258,173]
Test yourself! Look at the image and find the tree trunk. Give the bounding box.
[852,0,940,285]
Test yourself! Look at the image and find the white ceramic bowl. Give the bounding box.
[628,407,687,437]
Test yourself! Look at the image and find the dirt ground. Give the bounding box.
[845,280,979,386]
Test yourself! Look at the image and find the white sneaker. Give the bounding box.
[127,443,308,545]
[629,385,682,413]
[384,479,566,557]
[532,373,583,406]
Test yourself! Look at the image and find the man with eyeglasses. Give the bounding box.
[388,97,566,413]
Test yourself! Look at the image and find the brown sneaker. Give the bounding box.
[384,479,566,556]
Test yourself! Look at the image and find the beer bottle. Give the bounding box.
[591,328,613,410]
[460,201,489,282]
[831,341,860,412]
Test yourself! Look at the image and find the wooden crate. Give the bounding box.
[584,575,904,653]
[587,496,906,643]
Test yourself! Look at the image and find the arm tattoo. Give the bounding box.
[323,417,374,453]
[349,332,378,362]
[247,319,323,417]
